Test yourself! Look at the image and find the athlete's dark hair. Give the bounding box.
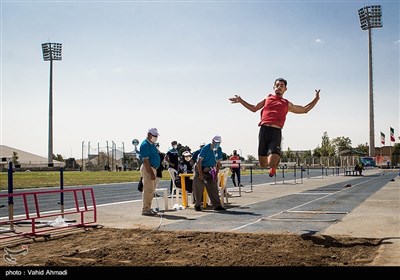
[274,78,287,86]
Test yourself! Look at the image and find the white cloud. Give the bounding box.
[315,38,325,44]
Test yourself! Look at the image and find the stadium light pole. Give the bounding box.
[81,141,85,172]
[358,5,382,157]
[42,42,62,166]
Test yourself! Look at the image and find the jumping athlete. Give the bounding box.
[229,78,320,177]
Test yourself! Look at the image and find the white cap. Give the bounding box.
[182,151,191,156]
[212,135,221,143]
[148,128,159,136]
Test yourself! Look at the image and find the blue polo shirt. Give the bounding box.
[198,143,222,168]
[192,149,201,163]
[139,139,160,169]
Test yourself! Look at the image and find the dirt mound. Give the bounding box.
[1,227,381,267]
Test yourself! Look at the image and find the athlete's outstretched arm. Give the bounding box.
[289,89,320,114]
[229,95,264,113]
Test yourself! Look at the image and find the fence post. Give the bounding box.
[249,165,252,193]
[300,165,304,184]
[60,167,64,217]
[8,162,14,230]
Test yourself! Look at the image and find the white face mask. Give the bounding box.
[173,145,178,149]
[150,136,158,143]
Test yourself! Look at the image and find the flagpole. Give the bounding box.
[379,131,385,168]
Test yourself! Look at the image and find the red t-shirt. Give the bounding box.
[229,155,240,168]
[258,94,289,128]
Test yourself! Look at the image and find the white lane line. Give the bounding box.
[230,176,381,231]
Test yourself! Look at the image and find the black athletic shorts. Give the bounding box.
[258,125,282,157]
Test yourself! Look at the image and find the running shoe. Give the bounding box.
[268,167,276,177]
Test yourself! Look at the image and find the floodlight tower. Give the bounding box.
[42,42,62,166]
[358,6,382,157]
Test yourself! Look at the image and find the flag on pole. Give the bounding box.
[380,132,385,145]
[390,127,395,142]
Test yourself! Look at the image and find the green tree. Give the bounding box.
[53,154,64,162]
[355,143,369,155]
[393,143,400,155]
[246,155,257,163]
[319,132,335,157]
[65,158,78,169]
[313,146,322,157]
[331,136,352,155]
[12,151,19,165]
[283,147,294,160]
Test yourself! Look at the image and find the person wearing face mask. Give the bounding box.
[139,128,161,216]
[192,135,226,212]
[177,151,194,193]
[229,78,320,177]
[165,140,180,195]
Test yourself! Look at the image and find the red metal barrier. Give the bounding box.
[0,188,97,240]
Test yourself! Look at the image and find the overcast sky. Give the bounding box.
[1,0,399,160]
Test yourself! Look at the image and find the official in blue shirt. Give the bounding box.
[139,128,161,216]
[192,135,226,212]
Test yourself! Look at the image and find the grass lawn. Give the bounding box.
[0,168,267,190]
[0,170,143,190]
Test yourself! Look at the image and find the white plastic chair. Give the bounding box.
[167,168,181,207]
[153,177,169,211]
[217,168,230,206]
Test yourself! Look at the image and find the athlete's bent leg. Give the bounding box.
[259,155,269,168]
[268,154,280,168]
[268,154,280,177]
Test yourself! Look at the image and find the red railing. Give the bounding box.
[0,188,97,240]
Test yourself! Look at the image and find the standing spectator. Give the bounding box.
[139,128,161,216]
[192,135,226,212]
[358,162,365,176]
[229,150,243,187]
[165,140,180,194]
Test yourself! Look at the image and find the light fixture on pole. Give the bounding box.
[358,5,382,157]
[42,42,62,166]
